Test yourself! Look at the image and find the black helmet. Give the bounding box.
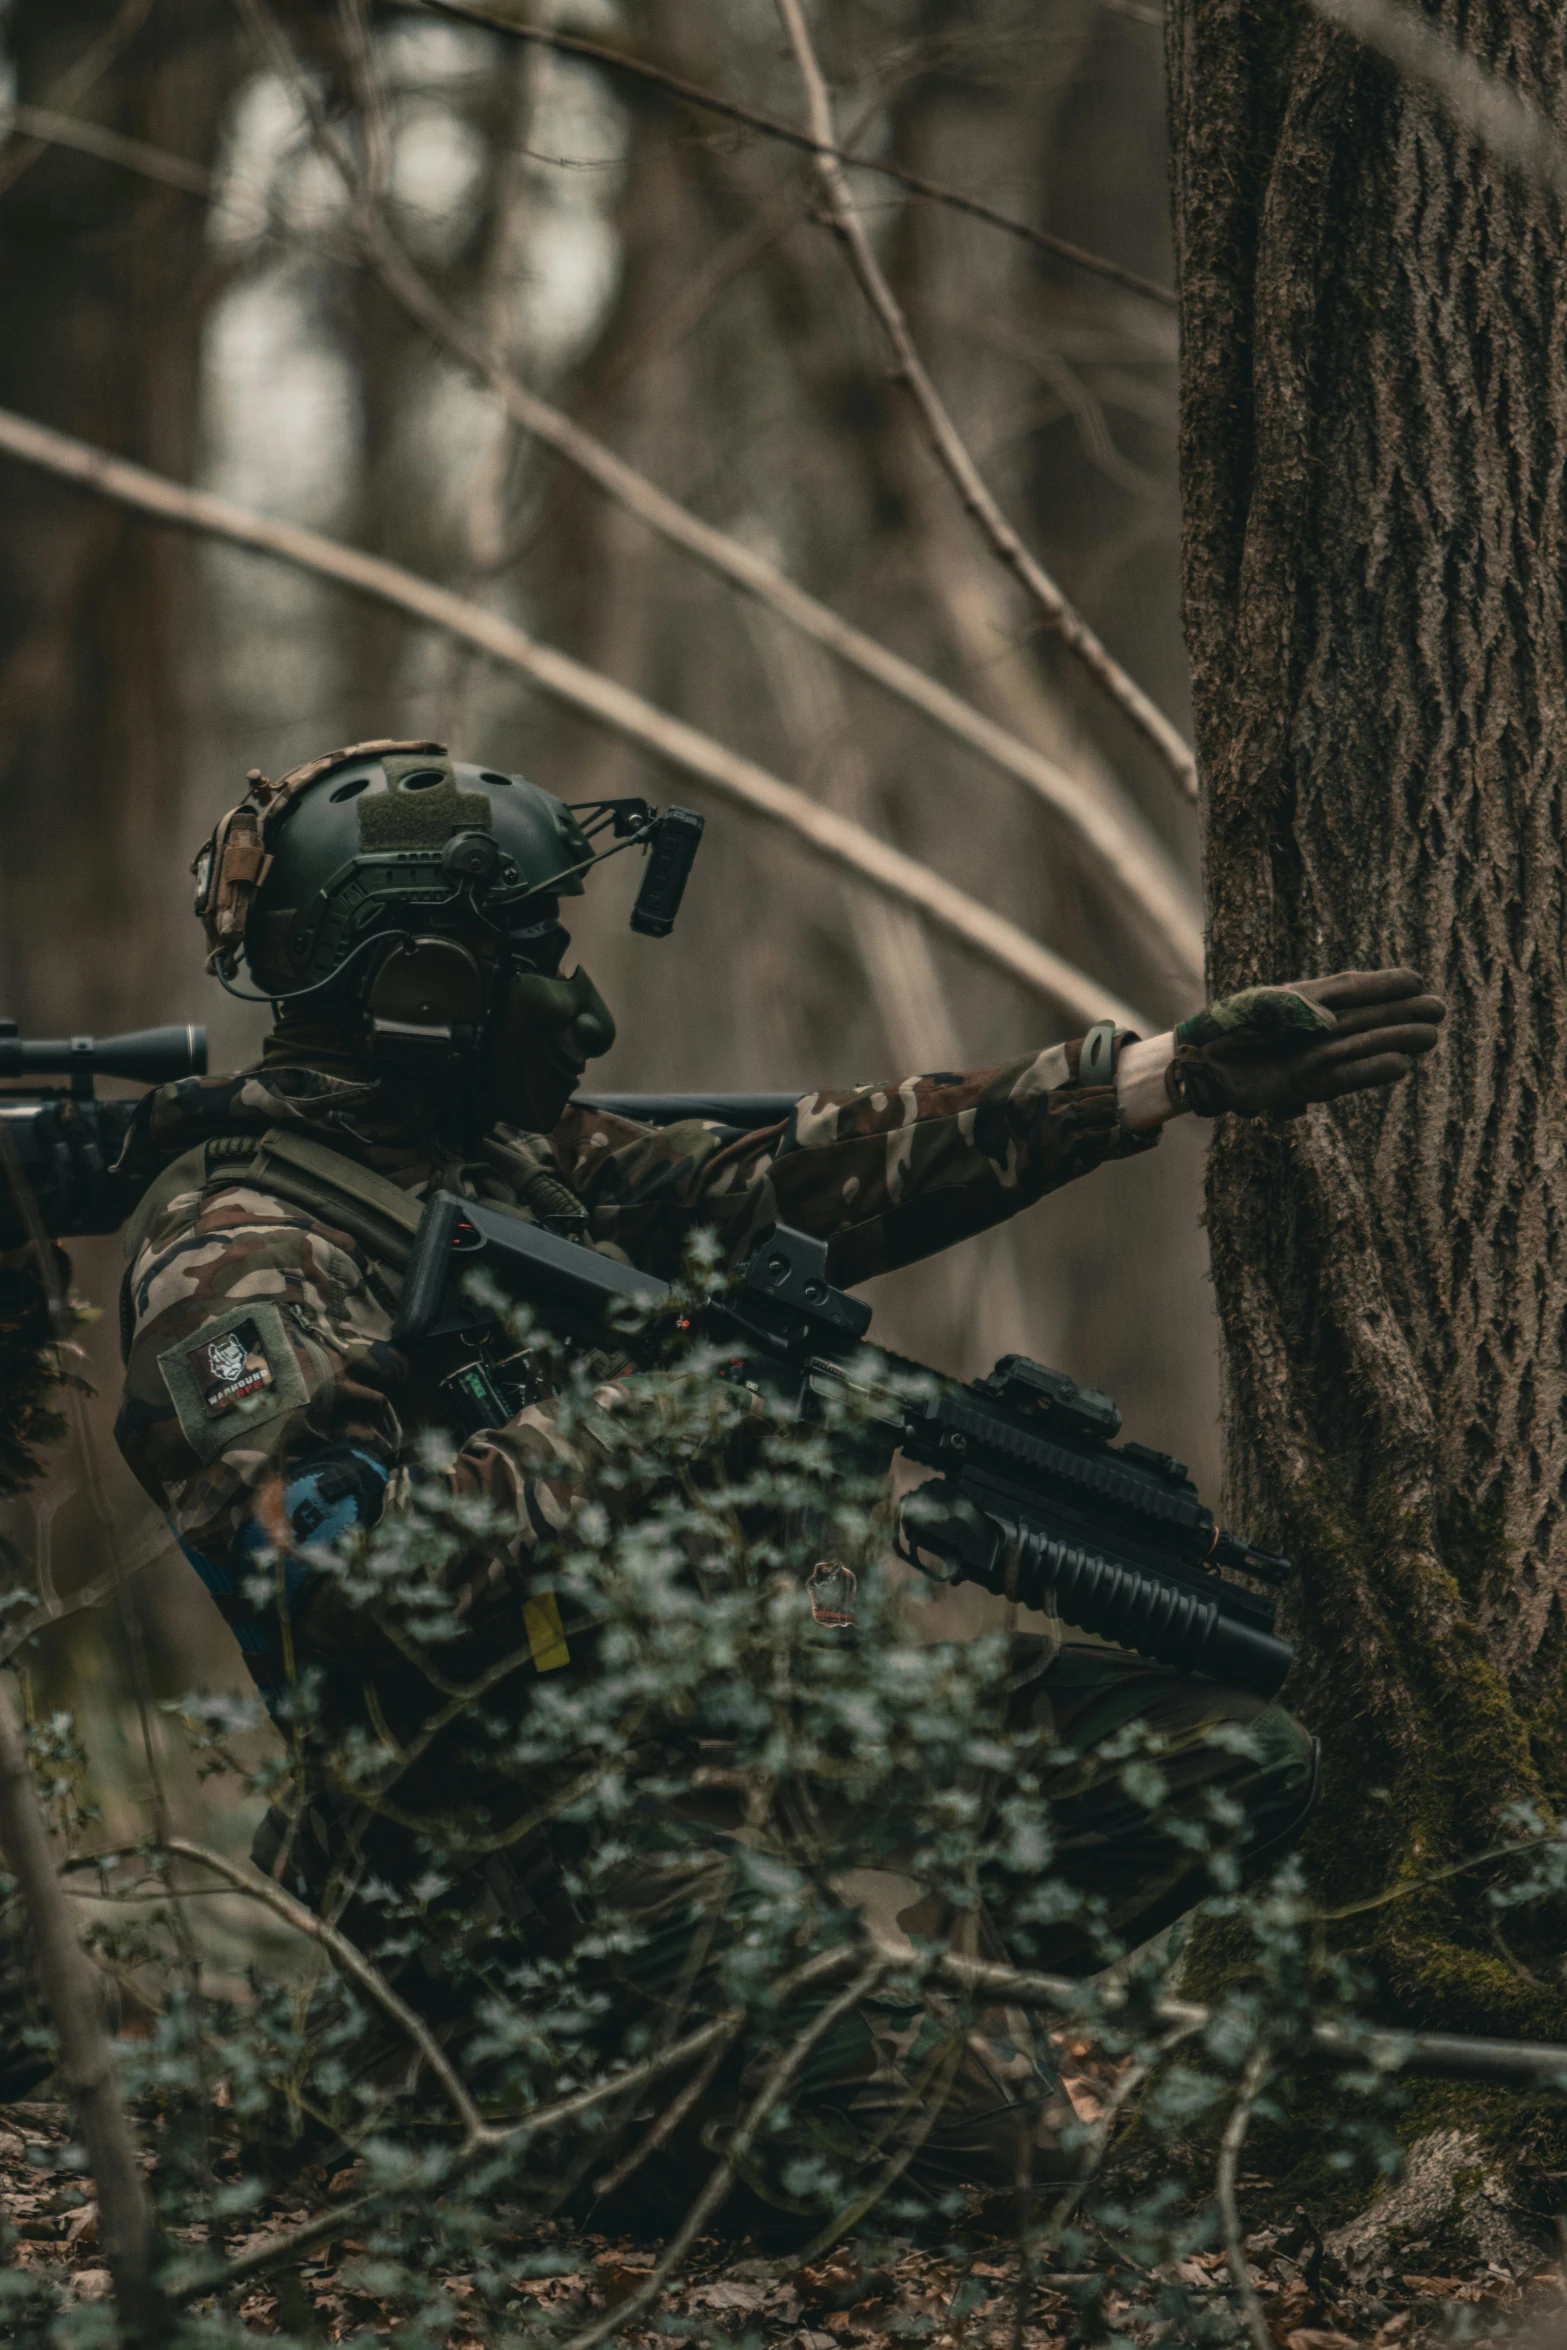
[191,737,703,1127]
[247,745,594,995]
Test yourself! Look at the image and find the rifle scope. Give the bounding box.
[0,1022,207,1090]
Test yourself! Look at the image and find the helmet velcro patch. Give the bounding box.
[358,778,493,851]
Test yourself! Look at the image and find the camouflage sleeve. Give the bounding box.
[113,1173,603,1693]
[551,1032,1156,1283]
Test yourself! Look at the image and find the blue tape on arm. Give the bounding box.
[234,1445,390,1595]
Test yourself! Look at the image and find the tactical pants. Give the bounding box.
[245,1638,1317,2224]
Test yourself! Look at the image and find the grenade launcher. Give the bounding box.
[392,1192,1294,1698]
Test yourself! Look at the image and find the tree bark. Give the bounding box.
[1167,0,1567,2026]
[0,0,235,1033]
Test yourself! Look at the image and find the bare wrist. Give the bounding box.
[1116,1031,1179,1132]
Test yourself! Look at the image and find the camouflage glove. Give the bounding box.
[1167,969,1445,1119]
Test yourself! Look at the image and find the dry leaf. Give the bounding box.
[697,2281,768,2312]
[596,2263,656,2306]
[63,2202,98,2247]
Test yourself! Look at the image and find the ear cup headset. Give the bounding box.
[191,739,703,1121]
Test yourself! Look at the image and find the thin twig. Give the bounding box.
[787,2014,968,2262]
[590,2014,738,2198]
[335,0,391,204]
[557,1957,890,2350]
[1035,2016,1204,2259]
[0,0,158,201]
[904,1941,1567,2083]
[1217,2044,1273,2350]
[0,1673,167,2341]
[0,403,1147,1033]
[1310,1826,1566,1920]
[160,1836,485,2141]
[233,0,1200,998]
[3,103,212,194]
[177,1940,864,2302]
[773,0,1198,804]
[407,0,1177,307]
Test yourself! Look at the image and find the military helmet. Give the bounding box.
[191,739,703,1092]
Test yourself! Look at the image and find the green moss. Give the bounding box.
[1437,1493,1513,1611]
[1187,1459,1567,2049]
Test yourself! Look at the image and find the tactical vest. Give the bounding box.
[118,1120,587,1359]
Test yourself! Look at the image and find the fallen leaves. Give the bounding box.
[0,2093,1554,2348]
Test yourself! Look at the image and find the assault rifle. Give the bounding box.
[0,1021,207,1241]
[392,1193,1295,1698]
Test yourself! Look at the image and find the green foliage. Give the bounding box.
[7,1283,1567,2345]
[0,1255,86,1499]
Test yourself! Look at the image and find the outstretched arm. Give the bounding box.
[554,1025,1156,1285]
[556,970,1446,1282]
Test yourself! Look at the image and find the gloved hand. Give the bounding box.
[1167,969,1446,1119]
[3,1098,140,1242]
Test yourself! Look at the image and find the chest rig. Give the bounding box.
[119,1118,600,1430]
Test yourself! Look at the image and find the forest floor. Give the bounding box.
[4,2091,1567,2349]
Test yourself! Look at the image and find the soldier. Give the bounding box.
[8,741,1446,2220]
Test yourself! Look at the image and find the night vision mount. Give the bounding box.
[566,798,705,938]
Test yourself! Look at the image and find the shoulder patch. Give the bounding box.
[157,1299,308,1464]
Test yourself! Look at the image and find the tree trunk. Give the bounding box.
[0,0,235,1033]
[1167,0,1567,2029]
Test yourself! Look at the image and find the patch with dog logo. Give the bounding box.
[158,1299,309,1464]
[190,1321,273,1413]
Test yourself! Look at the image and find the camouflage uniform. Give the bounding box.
[109,1036,1317,2210]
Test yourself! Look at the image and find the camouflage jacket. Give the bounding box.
[113,1036,1155,1710]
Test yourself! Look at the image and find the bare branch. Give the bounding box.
[773,0,1198,804]
[409,0,1177,308]
[4,103,212,195]
[910,1943,1567,2084]
[233,0,1200,997]
[557,1957,890,2350]
[0,1672,166,2340]
[0,0,159,200]
[15,18,1200,989]
[1217,2044,1274,2350]
[1035,2016,1205,2259]
[1311,0,1567,196]
[178,1940,864,2302]
[360,222,1201,996]
[0,404,1148,1033]
[161,1837,486,2141]
[590,2018,738,2199]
